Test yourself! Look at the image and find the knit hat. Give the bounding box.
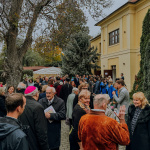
[24,86,38,96]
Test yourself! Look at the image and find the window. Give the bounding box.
[109,29,119,46]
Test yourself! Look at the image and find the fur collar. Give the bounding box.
[128,104,150,123]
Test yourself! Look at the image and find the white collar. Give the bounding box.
[91,109,105,112]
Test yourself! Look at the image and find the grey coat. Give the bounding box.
[66,93,76,119]
[113,87,129,114]
[39,95,66,149]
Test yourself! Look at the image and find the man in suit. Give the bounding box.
[112,79,129,122]
[74,74,79,88]
[59,78,73,111]
[39,87,66,150]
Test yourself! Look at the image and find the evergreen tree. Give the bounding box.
[131,9,150,100]
[50,0,89,49]
[61,32,99,76]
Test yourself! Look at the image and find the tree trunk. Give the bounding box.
[3,50,23,90]
[2,0,52,90]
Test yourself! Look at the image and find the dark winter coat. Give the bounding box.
[16,89,25,94]
[39,96,66,149]
[56,85,62,97]
[93,81,100,94]
[0,95,6,117]
[59,83,73,109]
[34,83,41,91]
[69,104,86,150]
[19,96,49,150]
[0,117,29,150]
[74,77,79,88]
[54,81,60,89]
[126,104,150,150]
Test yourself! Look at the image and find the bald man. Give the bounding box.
[39,87,66,150]
[78,94,130,150]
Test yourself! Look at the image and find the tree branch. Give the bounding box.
[19,0,52,57]
[0,29,5,36]
[27,0,34,7]
[0,15,9,30]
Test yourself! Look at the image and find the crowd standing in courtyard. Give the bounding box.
[0,73,150,150]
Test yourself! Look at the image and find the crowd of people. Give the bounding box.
[0,73,150,150]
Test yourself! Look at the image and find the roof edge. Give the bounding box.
[90,34,101,42]
[95,0,140,26]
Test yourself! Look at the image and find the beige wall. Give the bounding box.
[91,36,101,74]
[91,36,101,54]
[107,19,120,54]
[122,15,127,50]
[91,0,150,91]
[108,58,119,77]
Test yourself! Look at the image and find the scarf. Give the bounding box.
[78,101,90,113]
[131,107,142,134]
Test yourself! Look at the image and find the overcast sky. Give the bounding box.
[87,0,128,37]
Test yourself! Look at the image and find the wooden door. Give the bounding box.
[104,70,112,78]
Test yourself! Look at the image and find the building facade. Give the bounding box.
[91,0,150,91]
[90,34,101,75]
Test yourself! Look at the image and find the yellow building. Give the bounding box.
[90,34,101,75]
[91,0,150,91]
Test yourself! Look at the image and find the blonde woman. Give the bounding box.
[126,92,150,150]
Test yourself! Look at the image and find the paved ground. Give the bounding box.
[60,120,125,150]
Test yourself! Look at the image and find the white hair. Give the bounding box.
[93,94,108,108]
[46,87,56,93]
[72,87,78,93]
[103,94,110,101]
[17,82,26,89]
[25,88,38,97]
[59,81,63,85]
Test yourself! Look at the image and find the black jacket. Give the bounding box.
[70,104,86,143]
[0,95,6,117]
[39,96,66,149]
[59,83,72,107]
[126,104,150,150]
[0,117,29,150]
[74,78,79,88]
[19,96,49,150]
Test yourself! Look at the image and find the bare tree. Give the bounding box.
[0,0,112,89]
